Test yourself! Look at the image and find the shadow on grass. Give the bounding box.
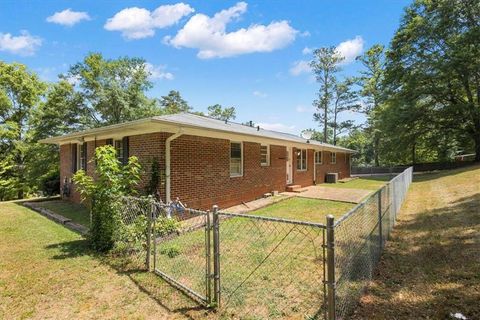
[44,237,210,319]
[45,239,91,259]
[351,192,480,319]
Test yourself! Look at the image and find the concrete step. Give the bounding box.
[286,184,307,192]
[292,187,309,193]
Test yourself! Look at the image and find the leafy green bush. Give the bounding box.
[155,216,180,237]
[73,145,141,252]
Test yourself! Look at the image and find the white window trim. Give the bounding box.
[331,152,337,164]
[315,151,323,165]
[230,141,243,177]
[296,149,308,171]
[114,139,124,162]
[260,144,270,166]
[77,143,85,171]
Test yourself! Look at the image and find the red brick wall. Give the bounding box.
[59,132,351,209]
[59,143,81,203]
[314,151,351,183]
[292,148,315,186]
[170,135,287,209]
[129,132,169,198]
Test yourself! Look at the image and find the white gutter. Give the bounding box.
[165,130,183,203]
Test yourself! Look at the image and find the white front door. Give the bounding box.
[286,146,293,184]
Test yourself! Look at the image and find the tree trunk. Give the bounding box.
[474,131,480,162]
[374,134,380,166]
[412,142,416,164]
[323,102,328,143]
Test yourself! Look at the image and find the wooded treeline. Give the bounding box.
[0,53,235,200]
[1,0,478,201]
[309,0,479,166]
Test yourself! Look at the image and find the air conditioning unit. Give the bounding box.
[325,172,338,183]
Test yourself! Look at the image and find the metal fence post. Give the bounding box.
[326,214,336,320]
[378,188,383,250]
[205,210,212,305]
[146,200,153,271]
[212,205,221,306]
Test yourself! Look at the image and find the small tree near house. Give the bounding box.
[73,145,141,252]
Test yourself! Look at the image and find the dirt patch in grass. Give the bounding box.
[351,165,480,319]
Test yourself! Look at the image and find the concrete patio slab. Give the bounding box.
[223,194,293,213]
[282,185,372,203]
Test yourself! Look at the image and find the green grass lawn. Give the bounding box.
[352,164,480,319]
[36,200,91,227]
[322,175,392,190]
[0,202,203,320]
[250,196,354,222]
[153,197,354,319]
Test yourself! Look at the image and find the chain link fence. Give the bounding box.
[330,167,413,319]
[216,212,327,319]
[112,166,413,319]
[112,196,154,270]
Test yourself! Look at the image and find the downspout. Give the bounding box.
[313,150,317,185]
[165,130,183,203]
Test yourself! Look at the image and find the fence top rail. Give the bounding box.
[388,166,413,184]
[333,166,413,228]
[218,210,327,228]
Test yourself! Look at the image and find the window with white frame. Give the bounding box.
[78,143,87,171]
[315,151,322,164]
[260,144,270,166]
[331,152,337,164]
[296,149,307,171]
[230,142,243,176]
[114,140,124,163]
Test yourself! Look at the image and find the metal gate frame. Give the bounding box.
[150,204,220,306]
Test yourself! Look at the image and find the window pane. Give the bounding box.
[115,140,123,160]
[260,145,268,165]
[230,142,242,175]
[231,142,241,158]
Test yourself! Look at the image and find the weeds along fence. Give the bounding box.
[115,166,413,319]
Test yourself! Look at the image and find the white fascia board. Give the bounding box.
[40,117,356,153]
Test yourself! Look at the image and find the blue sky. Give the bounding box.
[0,0,411,135]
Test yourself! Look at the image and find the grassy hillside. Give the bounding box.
[352,164,480,319]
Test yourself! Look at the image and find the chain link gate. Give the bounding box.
[146,202,329,318]
[151,202,215,305]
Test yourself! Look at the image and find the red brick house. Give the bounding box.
[40,113,355,209]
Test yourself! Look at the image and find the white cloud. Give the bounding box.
[145,63,174,80]
[299,31,310,37]
[295,105,314,113]
[302,47,312,55]
[336,35,364,64]
[253,90,267,98]
[290,36,364,76]
[105,3,194,40]
[164,2,298,59]
[257,122,297,134]
[0,31,42,56]
[46,9,91,26]
[289,60,311,76]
